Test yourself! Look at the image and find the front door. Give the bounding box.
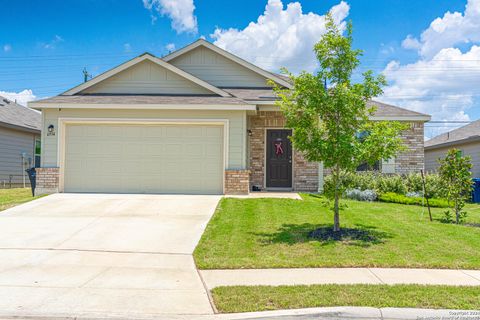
[266,129,292,188]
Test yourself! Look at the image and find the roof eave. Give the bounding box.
[370,115,431,122]
[0,121,41,134]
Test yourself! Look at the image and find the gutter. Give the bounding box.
[28,102,257,111]
[0,121,41,134]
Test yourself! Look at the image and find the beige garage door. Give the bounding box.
[64,123,224,194]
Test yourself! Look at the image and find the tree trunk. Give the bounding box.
[334,191,340,232]
[455,201,460,224]
[333,165,340,232]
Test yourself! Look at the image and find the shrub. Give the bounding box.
[324,171,444,198]
[424,174,444,199]
[344,189,377,202]
[376,174,407,195]
[438,149,474,224]
[378,192,450,208]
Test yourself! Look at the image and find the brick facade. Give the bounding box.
[293,152,319,191]
[248,111,318,192]
[321,121,426,188]
[35,167,59,196]
[395,122,425,174]
[224,170,250,195]
[248,112,425,193]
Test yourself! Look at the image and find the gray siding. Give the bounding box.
[170,46,271,88]
[0,126,38,186]
[83,60,213,95]
[425,141,480,177]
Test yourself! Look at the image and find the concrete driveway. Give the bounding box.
[0,193,221,319]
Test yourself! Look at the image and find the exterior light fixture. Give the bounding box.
[47,124,55,136]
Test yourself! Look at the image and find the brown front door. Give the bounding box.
[266,129,292,188]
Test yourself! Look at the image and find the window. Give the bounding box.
[356,130,381,172]
[34,138,41,168]
[357,161,380,172]
[381,158,396,174]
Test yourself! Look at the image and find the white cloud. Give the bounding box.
[210,0,350,73]
[382,46,480,136]
[401,35,421,50]
[124,43,132,52]
[0,89,37,107]
[165,43,176,52]
[382,0,480,137]
[402,0,480,58]
[3,44,11,52]
[143,0,197,33]
[42,35,64,49]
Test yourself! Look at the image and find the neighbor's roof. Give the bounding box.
[425,119,480,150]
[0,96,41,133]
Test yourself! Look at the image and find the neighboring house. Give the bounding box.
[0,96,41,188]
[29,39,430,195]
[425,120,480,177]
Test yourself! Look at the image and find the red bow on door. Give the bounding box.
[275,141,284,155]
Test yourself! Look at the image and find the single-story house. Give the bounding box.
[425,119,480,177]
[0,96,41,188]
[29,39,431,195]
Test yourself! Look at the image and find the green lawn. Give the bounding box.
[212,284,480,313]
[194,194,480,269]
[0,188,40,212]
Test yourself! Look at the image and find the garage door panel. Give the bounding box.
[64,123,224,194]
[206,126,223,137]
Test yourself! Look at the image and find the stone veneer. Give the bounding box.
[35,167,59,196]
[224,170,250,195]
[395,122,425,174]
[248,111,319,192]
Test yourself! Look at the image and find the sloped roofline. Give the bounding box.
[62,53,231,97]
[163,39,293,89]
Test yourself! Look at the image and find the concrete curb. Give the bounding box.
[0,307,476,320]
[218,307,480,319]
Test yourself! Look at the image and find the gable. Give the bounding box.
[169,46,273,88]
[82,60,215,95]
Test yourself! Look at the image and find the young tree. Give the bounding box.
[438,149,473,224]
[273,15,406,232]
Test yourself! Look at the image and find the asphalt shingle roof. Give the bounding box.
[368,100,430,118]
[222,88,277,101]
[32,94,248,105]
[0,96,41,132]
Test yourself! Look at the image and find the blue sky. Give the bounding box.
[1,0,479,138]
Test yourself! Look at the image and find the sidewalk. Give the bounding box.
[200,268,480,288]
